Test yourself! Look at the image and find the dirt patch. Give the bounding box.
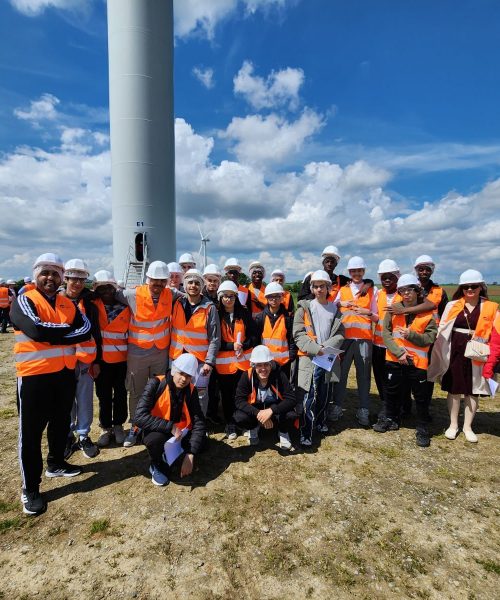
[0,331,498,599]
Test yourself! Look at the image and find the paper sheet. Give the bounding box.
[311,346,344,372]
[487,378,499,396]
[164,428,189,466]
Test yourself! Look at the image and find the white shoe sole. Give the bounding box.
[45,468,82,478]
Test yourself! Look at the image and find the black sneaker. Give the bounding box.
[21,490,47,515]
[78,436,100,459]
[416,427,430,447]
[64,432,76,460]
[45,462,82,478]
[372,416,399,433]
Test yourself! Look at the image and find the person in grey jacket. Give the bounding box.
[293,270,345,447]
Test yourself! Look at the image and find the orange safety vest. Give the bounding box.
[74,299,96,364]
[170,302,210,362]
[246,368,284,404]
[443,298,498,367]
[14,290,78,376]
[128,285,173,350]
[247,284,267,314]
[21,283,36,294]
[373,290,401,347]
[262,313,289,365]
[281,291,293,314]
[326,275,342,302]
[386,311,434,370]
[94,299,130,363]
[339,285,374,340]
[297,308,317,357]
[0,287,10,308]
[425,285,444,326]
[150,376,193,430]
[215,318,251,375]
[238,285,249,305]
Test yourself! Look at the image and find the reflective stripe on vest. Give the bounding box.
[93,299,130,363]
[339,285,374,340]
[262,313,289,365]
[215,318,251,374]
[128,285,173,350]
[297,308,317,357]
[150,376,193,430]
[170,302,211,362]
[14,290,78,376]
[74,299,96,364]
[373,290,401,347]
[444,298,498,366]
[248,284,267,314]
[385,312,433,369]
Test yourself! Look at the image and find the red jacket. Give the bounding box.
[483,315,500,379]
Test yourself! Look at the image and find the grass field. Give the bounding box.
[0,330,499,600]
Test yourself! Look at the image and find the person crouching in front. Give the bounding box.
[134,354,206,486]
[233,345,298,450]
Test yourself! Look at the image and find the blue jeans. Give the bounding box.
[70,361,95,437]
[300,365,329,442]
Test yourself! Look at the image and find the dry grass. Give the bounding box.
[0,331,499,599]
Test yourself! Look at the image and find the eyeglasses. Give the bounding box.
[221,294,236,300]
[267,294,282,300]
[67,277,86,283]
[398,287,417,295]
[461,284,480,291]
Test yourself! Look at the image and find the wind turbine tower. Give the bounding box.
[198,225,210,271]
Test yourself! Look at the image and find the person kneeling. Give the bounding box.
[134,354,206,486]
[233,345,298,450]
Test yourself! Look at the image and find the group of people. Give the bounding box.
[7,246,499,516]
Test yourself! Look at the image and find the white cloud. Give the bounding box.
[13,93,60,127]
[192,66,215,89]
[222,109,324,166]
[9,0,88,17]
[2,96,499,284]
[234,61,304,110]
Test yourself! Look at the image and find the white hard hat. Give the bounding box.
[23,276,32,283]
[217,280,239,298]
[347,256,366,270]
[397,274,420,289]
[203,264,222,279]
[377,259,400,275]
[33,253,64,271]
[171,353,199,378]
[146,261,169,280]
[414,255,435,268]
[224,258,242,272]
[271,269,286,282]
[250,345,274,365]
[310,269,331,284]
[93,270,117,289]
[167,262,183,274]
[249,261,266,278]
[183,269,204,287]
[264,282,284,297]
[459,269,484,285]
[321,245,341,261]
[178,253,196,266]
[64,258,89,278]
[6,279,15,285]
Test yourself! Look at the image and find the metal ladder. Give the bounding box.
[123,235,149,288]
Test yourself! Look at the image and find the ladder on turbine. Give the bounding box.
[123,235,149,288]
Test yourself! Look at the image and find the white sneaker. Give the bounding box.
[463,429,478,443]
[249,426,260,446]
[224,425,238,441]
[328,404,343,421]
[97,429,112,448]
[279,431,292,450]
[113,424,126,445]
[356,408,370,427]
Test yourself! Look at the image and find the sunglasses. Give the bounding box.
[267,294,282,300]
[461,284,480,291]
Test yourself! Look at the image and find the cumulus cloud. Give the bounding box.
[9,0,89,17]
[14,93,60,127]
[234,61,304,110]
[221,109,324,166]
[192,66,215,89]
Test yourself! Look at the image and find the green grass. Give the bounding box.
[0,500,17,514]
[475,558,500,575]
[0,517,24,533]
[89,518,110,535]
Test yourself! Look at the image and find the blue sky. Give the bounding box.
[0,0,499,282]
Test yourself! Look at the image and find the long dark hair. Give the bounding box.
[452,283,488,301]
[218,295,245,319]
